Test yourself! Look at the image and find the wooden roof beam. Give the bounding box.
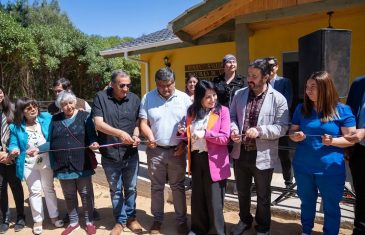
[171,0,230,33]
[235,0,365,24]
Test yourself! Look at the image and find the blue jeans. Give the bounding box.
[102,152,139,225]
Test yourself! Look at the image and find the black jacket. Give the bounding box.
[213,73,246,107]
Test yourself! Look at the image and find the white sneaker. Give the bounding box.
[257,232,269,235]
[51,217,64,228]
[53,219,64,228]
[33,226,43,235]
[230,220,251,235]
[188,231,196,235]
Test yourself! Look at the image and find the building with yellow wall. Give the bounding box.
[100,0,365,99]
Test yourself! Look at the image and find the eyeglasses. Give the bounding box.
[53,89,64,94]
[119,83,132,89]
[24,105,38,112]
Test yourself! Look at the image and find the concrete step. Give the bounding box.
[94,144,355,230]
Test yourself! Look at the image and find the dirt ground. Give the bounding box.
[3,177,353,235]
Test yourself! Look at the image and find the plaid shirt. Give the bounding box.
[242,88,268,150]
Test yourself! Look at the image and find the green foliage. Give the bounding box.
[0,9,39,96]
[0,0,141,100]
[0,10,39,63]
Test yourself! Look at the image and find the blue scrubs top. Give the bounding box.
[292,103,355,176]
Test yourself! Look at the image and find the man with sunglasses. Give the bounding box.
[93,70,142,235]
[266,56,294,189]
[48,78,91,115]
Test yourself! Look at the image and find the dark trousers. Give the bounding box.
[234,150,274,233]
[70,179,96,214]
[59,176,94,224]
[0,163,24,222]
[349,144,365,235]
[278,136,293,185]
[190,151,226,235]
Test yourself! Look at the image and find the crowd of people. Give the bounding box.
[0,54,364,235]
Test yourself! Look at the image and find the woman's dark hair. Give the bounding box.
[188,80,221,120]
[302,71,339,122]
[53,77,72,90]
[0,85,14,123]
[14,97,40,126]
[185,73,199,94]
[249,58,271,77]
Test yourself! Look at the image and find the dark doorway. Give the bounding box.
[282,52,300,115]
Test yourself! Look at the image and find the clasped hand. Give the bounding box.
[177,123,186,134]
[321,134,333,146]
[89,142,100,150]
[26,147,39,157]
[291,131,306,142]
[118,131,140,147]
[230,130,241,143]
[0,151,14,164]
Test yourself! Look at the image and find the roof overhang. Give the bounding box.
[100,20,236,58]
[100,37,183,58]
[170,0,365,42]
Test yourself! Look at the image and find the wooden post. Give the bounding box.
[234,22,250,76]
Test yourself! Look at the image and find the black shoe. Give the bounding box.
[285,181,293,188]
[177,222,189,235]
[93,209,100,221]
[63,213,70,224]
[14,218,26,232]
[285,182,295,197]
[230,220,251,235]
[0,223,9,234]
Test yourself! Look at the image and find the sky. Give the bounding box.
[57,0,202,38]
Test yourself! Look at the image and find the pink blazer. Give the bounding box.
[186,106,231,182]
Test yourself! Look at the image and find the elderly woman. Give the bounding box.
[0,86,25,233]
[178,80,231,235]
[8,97,63,235]
[50,91,99,235]
[290,71,356,235]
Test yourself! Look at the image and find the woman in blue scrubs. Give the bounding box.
[289,71,356,235]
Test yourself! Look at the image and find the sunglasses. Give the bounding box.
[24,105,38,112]
[119,83,132,89]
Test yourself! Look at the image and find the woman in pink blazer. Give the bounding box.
[178,80,231,235]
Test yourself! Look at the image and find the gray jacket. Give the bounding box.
[230,85,289,170]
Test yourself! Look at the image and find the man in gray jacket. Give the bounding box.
[230,59,289,235]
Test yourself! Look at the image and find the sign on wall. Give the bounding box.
[185,62,224,80]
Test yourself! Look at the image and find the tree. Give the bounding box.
[0,0,141,100]
[0,9,39,97]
